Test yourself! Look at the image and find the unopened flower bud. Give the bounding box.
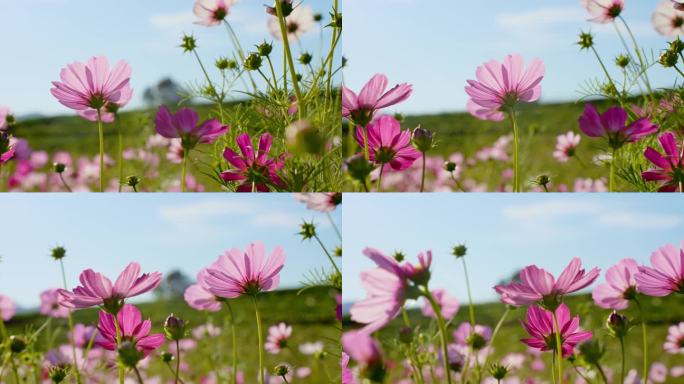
[243,53,263,71]
[49,366,70,384]
[9,335,27,354]
[126,175,140,188]
[577,32,594,50]
[411,126,433,153]
[164,314,187,341]
[299,52,313,65]
[215,57,231,70]
[615,54,630,69]
[161,351,174,363]
[334,246,342,257]
[607,311,630,338]
[117,341,142,368]
[299,221,317,240]
[444,161,457,173]
[660,50,679,68]
[490,363,508,380]
[346,154,375,182]
[392,251,405,262]
[670,38,684,54]
[257,41,273,57]
[180,34,197,53]
[578,339,605,365]
[451,244,467,258]
[314,13,323,22]
[534,174,551,190]
[273,363,291,376]
[50,246,67,260]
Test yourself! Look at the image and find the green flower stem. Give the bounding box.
[117,118,123,193]
[58,172,73,192]
[636,299,649,380]
[590,46,624,107]
[226,304,238,384]
[619,337,626,384]
[223,20,257,92]
[595,362,609,384]
[480,307,511,375]
[552,311,563,384]
[619,16,654,100]
[609,148,616,192]
[461,258,476,326]
[326,0,339,98]
[550,352,557,384]
[361,126,370,160]
[266,56,279,91]
[423,288,453,384]
[96,110,105,193]
[81,331,97,372]
[115,316,124,384]
[314,234,341,275]
[325,212,341,241]
[506,110,520,192]
[376,163,385,192]
[175,340,181,384]
[274,0,305,116]
[133,366,145,384]
[192,49,225,119]
[420,152,426,192]
[60,259,82,384]
[10,356,19,384]
[252,296,265,384]
[181,154,187,193]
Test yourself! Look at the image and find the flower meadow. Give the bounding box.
[0,0,342,192]
[343,241,684,383]
[0,193,342,383]
[341,0,684,192]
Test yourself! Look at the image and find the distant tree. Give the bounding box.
[155,269,192,300]
[143,77,185,107]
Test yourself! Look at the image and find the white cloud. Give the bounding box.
[159,199,255,222]
[150,11,195,31]
[495,7,585,29]
[597,211,682,229]
[502,200,601,220]
[250,212,302,228]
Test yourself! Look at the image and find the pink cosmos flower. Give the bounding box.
[220,133,287,192]
[553,131,581,163]
[635,242,684,296]
[592,258,640,310]
[0,106,13,131]
[0,133,14,165]
[581,0,624,23]
[294,193,342,212]
[184,269,222,312]
[642,132,684,192]
[465,54,545,121]
[421,289,460,319]
[58,262,162,313]
[354,115,421,171]
[350,268,406,334]
[40,288,70,319]
[193,324,221,339]
[342,330,383,366]
[0,294,16,321]
[267,5,315,41]
[264,322,292,354]
[578,104,658,147]
[203,241,286,298]
[653,0,684,36]
[342,74,413,127]
[154,106,229,149]
[342,352,354,384]
[299,341,324,355]
[650,362,669,383]
[50,56,132,122]
[95,304,164,356]
[69,324,97,348]
[453,323,492,348]
[494,257,600,307]
[521,303,592,357]
[193,0,235,26]
[664,322,684,354]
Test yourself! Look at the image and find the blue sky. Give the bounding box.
[0,0,336,116]
[343,0,678,115]
[0,194,341,308]
[342,193,684,305]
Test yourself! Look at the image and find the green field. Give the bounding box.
[343,293,684,382]
[5,287,341,383]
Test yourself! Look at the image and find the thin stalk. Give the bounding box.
[60,259,81,384]
[552,311,563,384]
[252,296,265,384]
[571,361,592,383]
[223,20,257,92]
[226,304,238,384]
[609,148,616,192]
[461,258,476,326]
[376,163,385,192]
[96,110,105,193]
[281,375,290,384]
[274,0,305,116]
[674,64,684,78]
[10,356,19,384]
[619,337,626,384]
[595,363,609,384]
[420,152,426,192]
[175,340,181,384]
[480,307,511,373]
[361,125,370,160]
[181,153,187,192]
[133,366,145,384]
[636,299,648,379]
[325,212,341,241]
[506,110,520,192]
[192,50,225,118]
[115,316,124,384]
[266,56,279,91]
[590,47,623,107]
[80,331,97,372]
[423,289,453,384]
[550,352,557,384]
[314,234,341,275]
[326,0,339,97]
[58,172,72,192]
[117,117,123,192]
[619,16,654,100]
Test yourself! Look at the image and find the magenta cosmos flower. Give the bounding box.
[294,192,342,212]
[58,262,162,314]
[642,132,684,192]
[342,330,383,366]
[553,131,581,163]
[342,74,412,127]
[465,54,544,121]
[341,352,354,384]
[0,106,13,131]
[421,289,460,319]
[95,304,164,356]
[635,242,684,296]
[203,241,286,298]
[664,322,684,354]
[354,115,420,171]
[184,269,222,312]
[581,0,624,23]
[578,104,658,148]
[592,258,640,310]
[453,323,492,347]
[265,322,292,354]
[350,268,406,334]
[154,106,228,149]
[0,294,16,321]
[653,0,684,36]
[0,132,15,165]
[221,133,287,192]
[40,288,70,319]
[494,257,600,308]
[50,56,132,122]
[193,0,236,26]
[521,303,592,357]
